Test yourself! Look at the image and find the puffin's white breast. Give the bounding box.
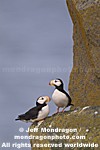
[30,105,49,123]
[37,105,50,120]
[52,89,68,107]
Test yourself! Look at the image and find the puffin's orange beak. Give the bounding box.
[45,96,51,102]
[49,80,55,86]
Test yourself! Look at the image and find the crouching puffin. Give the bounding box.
[15,96,51,123]
[49,78,74,113]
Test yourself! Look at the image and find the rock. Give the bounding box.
[66,0,100,107]
[29,106,100,150]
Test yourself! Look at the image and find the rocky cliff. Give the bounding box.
[29,106,100,150]
[67,0,100,107]
[29,1,100,149]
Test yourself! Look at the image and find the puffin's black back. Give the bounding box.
[15,103,47,121]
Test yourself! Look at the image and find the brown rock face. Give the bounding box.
[30,107,100,150]
[67,0,100,107]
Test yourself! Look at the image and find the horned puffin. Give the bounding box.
[15,96,51,123]
[49,78,74,113]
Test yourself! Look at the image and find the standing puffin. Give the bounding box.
[15,96,51,123]
[49,78,74,113]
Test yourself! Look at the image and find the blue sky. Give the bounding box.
[0,0,73,149]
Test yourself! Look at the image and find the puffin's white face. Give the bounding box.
[49,79,62,87]
[37,96,51,104]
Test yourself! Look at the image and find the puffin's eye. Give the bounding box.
[41,97,44,100]
[55,80,57,83]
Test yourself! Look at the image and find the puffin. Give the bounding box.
[49,78,74,113]
[15,96,51,123]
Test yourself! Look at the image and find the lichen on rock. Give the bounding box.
[29,106,100,150]
[67,0,100,107]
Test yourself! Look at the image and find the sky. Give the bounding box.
[0,0,73,149]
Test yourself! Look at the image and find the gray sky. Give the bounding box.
[0,0,73,149]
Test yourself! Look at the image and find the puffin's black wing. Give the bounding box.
[62,90,74,106]
[15,105,43,121]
